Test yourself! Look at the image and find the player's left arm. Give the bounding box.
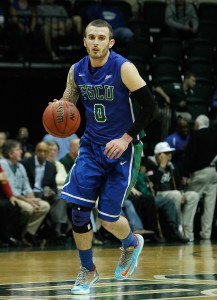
[104,62,156,159]
[122,62,156,139]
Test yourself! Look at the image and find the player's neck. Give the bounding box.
[89,51,110,68]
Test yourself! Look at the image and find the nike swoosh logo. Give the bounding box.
[121,260,134,276]
[79,73,85,76]
[120,161,127,165]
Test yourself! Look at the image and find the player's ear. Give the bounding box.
[83,38,87,48]
[109,39,115,48]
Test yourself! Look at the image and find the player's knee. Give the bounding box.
[71,204,92,233]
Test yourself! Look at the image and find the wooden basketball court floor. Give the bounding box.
[0,240,217,300]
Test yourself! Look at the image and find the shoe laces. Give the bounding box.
[75,266,91,286]
[118,246,134,268]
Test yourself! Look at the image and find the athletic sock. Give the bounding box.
[78,248,94,271]
[121,230,137,249]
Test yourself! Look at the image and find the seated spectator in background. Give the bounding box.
[0,131,7,158]
[136,165,189,243]
[165,0,199,40]
[86,0,134,49]
[16,126,35,158]
[21,141,71,241]
[10,0,36,34]
[143,142,199,242]
[155,70,196,122]
[121,196,155,239]
[0,165,21,247]
[182,115,217,240]
[125,0,140,18]
[37,0,82,61]
[42,132,78,161]
[10,0,37,59]
[59,138,80,173]
[46,140,67,192]
[127,186,161,242]
[165,116,190,172]
[0,140,50,246]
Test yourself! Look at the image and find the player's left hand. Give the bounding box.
[104,133,133,159]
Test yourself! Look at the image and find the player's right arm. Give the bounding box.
[62,64,79,105]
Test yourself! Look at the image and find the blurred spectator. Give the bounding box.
[0,139,50,246]
[165,116,190,172]
[127,186,162,242]
[86,0,134,49]
[125,0,140,18]
[9,0,37,59]
[143,141,199,242]
[0,164,21,247]
[37,0,82,61]
[21,141,70,241]
[10,0,37,34]
[0,131,7,158]
[42,132,78,160]
[165,0,199,40]
[121,197,155,239]
[46,140,67,192]
[16,126,35,158]
[182,115,217,240]
[59,137,80,173]
[155,70,196,122]
[136,165,189,243]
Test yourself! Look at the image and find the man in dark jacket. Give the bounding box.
[182,115,217,240]
[21,141,69,240]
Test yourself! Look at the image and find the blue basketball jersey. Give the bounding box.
[74,50,142,145]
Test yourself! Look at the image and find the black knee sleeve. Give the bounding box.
[71,203,92,233]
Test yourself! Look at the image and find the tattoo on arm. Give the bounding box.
[62,65,79,105]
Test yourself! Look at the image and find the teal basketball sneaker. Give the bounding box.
[115,234,144,280]
[71,265,99,295]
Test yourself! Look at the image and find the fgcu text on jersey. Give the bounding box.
[74,51,144,145]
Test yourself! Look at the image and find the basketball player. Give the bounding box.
[59,19,156,295]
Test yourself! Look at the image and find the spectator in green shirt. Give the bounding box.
[155,70,196,121]
[59,138,80,173]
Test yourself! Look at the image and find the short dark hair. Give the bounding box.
[2,139,21,158]
[85,19,113,40]
[184,70,196,79]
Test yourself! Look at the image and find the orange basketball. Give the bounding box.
[42,100,81,138]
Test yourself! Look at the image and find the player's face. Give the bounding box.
[84,26,114,61]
